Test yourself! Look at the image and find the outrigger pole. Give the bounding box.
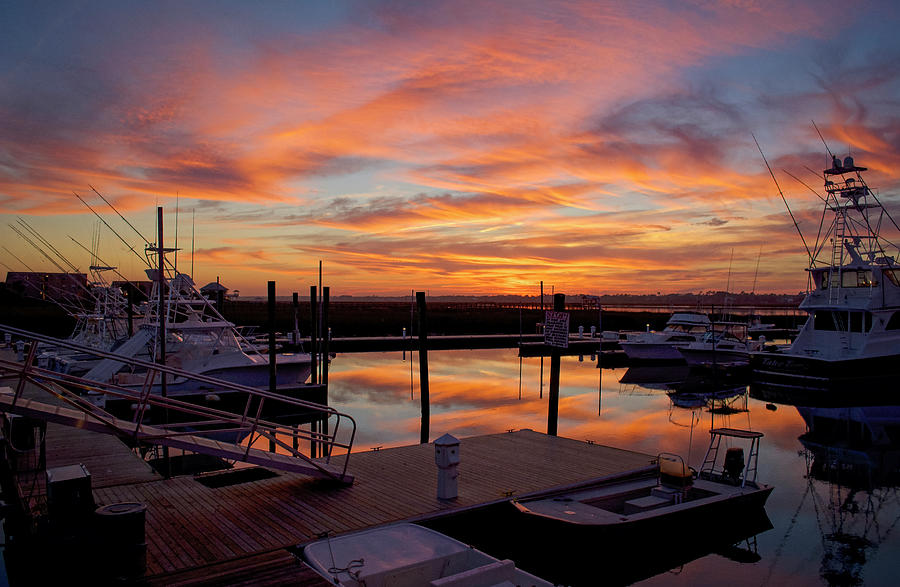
[752,133,814,265]
[73,190,150,269]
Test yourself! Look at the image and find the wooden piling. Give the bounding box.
[417,291,430,444]
[547,293,564,436]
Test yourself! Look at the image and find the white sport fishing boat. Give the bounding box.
[84,270,312,399]
[619,311,710,361]
[750,153,900,389]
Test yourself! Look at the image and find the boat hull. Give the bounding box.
[427,481,773,586]
[678,347,748,368]
[620,342,687,361]
[512,479,772,535]
[750,350,900,391]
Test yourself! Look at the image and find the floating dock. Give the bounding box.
[291,333,614,355]
[0,376,654,585]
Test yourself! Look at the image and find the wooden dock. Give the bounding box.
[0,377,655,585]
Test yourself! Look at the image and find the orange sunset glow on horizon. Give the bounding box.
[2,1,900,297]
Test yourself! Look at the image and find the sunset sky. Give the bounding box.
[2,1,900,296]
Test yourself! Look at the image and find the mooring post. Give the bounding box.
[309,286,318,458]
[292,292,299,345]
[417,291,430,444]
[309,286,318,385]
[157,206,171,478]
[547,293,565,436]
[322,286,330,387]
[321,286,331,454]
[267,281,277,452]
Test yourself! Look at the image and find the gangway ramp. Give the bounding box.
[0,389,350,481]
[0,324,356,484]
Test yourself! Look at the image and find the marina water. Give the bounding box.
[324,348,900,586]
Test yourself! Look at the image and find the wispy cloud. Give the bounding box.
[2,1,899,294]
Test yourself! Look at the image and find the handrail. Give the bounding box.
[0,323,355,482]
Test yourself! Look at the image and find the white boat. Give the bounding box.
[512,427,772,534]
[619,311,710,361]
[81,270,312,403]
[750,153,900,389]
[302,523,552,587]
[678,321,763,368]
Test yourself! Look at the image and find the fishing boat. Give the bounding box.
[750,153,900,390]
[678,321,763,368]
[511,428,772,538]
[81,270,313,397]
[301,523,552,587]
[619,311,711,361]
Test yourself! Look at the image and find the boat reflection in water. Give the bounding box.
[796,402,900,586]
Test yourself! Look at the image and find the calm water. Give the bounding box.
[323,348,900,586]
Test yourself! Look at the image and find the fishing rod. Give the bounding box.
[68,236,143,290]
[2,243,90,315]
[89,185,151,246]
[752,134,814,265]
[783,168,832,261]
[74,190,151,269]
[16,218,80,274]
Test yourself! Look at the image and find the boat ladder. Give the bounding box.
[829,210,846,305]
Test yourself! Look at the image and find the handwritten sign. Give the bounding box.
[544,310,570,348]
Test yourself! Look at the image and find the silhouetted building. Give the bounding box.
[5,271,87,300]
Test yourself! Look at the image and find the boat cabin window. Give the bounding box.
[813,310,873,332]
[821,270,876,289]
[887,312,900,330]
[884,269,900,287]
[849,311,872,333]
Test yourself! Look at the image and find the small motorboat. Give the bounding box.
[511,428,772,538]
[301,522,552,587]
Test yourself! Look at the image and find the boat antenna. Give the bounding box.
[751,246,762,295]
[724,248,734,320]
[812,120,834,158]
[752,134,814,264]
[191,209,195,279]
[783,168,832,260]
[174,192,180,275]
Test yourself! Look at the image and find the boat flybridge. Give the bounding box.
[751,153,900,389]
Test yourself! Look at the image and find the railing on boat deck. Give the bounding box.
[0,324,356,483]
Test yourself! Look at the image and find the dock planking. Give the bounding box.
[91,429,654,579]
[1,378,655,584]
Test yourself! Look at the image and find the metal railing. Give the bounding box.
[0,324,355,483]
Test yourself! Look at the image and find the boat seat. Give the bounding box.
[623,495,671,515]
[430,559,516,587]
[651,485,684,504]
[659,457,693,488]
